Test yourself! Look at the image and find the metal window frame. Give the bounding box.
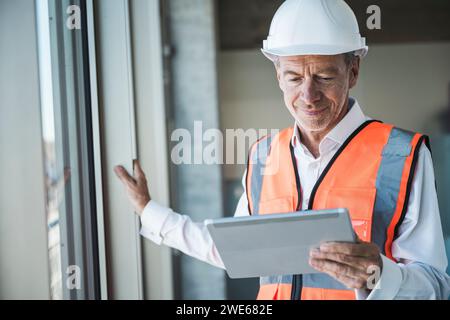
[130,0,174,299]
[86,0,108,300]
[37,0,102,300]
[93,0,144,299]
[36,0,174,300]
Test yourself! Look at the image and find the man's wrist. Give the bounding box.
[137,198,151,216]
[356,254,402,300]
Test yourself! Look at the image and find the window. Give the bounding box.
[36,0,101,299]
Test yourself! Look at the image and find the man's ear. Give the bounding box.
[349,56,360,89]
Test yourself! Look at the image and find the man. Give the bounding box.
[115,0,450,299]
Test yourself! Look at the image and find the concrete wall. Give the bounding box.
[168,0,226,299]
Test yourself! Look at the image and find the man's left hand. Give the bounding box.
[309,239,383,290]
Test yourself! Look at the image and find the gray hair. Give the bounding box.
[343,51,357,66]
[273,51,357,69]
[274,57,280,68]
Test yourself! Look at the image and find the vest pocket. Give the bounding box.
[325,188,376,242]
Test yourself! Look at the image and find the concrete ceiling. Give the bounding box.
[218,0,450,50]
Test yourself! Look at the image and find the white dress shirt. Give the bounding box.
[140,98,450,300]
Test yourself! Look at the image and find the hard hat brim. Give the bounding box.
[262,44,369,62]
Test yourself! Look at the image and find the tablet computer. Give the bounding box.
[205,208,355,279]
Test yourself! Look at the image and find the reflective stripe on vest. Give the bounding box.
[246,121,427,300]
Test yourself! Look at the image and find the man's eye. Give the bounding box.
[318,77,334,81]
[288,78,302,82]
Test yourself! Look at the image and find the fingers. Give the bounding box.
[319,241,378,257]
[309,257,370,289]
[309,241,383,290]
[309,257,368,280]
[113,161,149,191]
[113,161,151,215]
[133,160,148,187]
[114,165,136,188]
[328,271,367,290]
[310,249,378,272]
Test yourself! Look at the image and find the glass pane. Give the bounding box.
[36,0,100,300]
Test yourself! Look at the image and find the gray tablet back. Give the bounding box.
[205,208,355,279]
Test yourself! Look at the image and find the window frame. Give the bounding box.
[37,0,103,300]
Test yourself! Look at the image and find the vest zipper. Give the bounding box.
[289,144,303,300]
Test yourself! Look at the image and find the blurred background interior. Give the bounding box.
[1,0,450,299]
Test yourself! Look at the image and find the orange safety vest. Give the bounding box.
[246,120,428,300]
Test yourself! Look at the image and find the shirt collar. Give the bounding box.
[291,97,369,153]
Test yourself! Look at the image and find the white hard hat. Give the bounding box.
[262,0,368,61]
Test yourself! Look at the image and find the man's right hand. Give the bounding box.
[114,160,151,216]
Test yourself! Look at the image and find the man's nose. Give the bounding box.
[300,78,321,105]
